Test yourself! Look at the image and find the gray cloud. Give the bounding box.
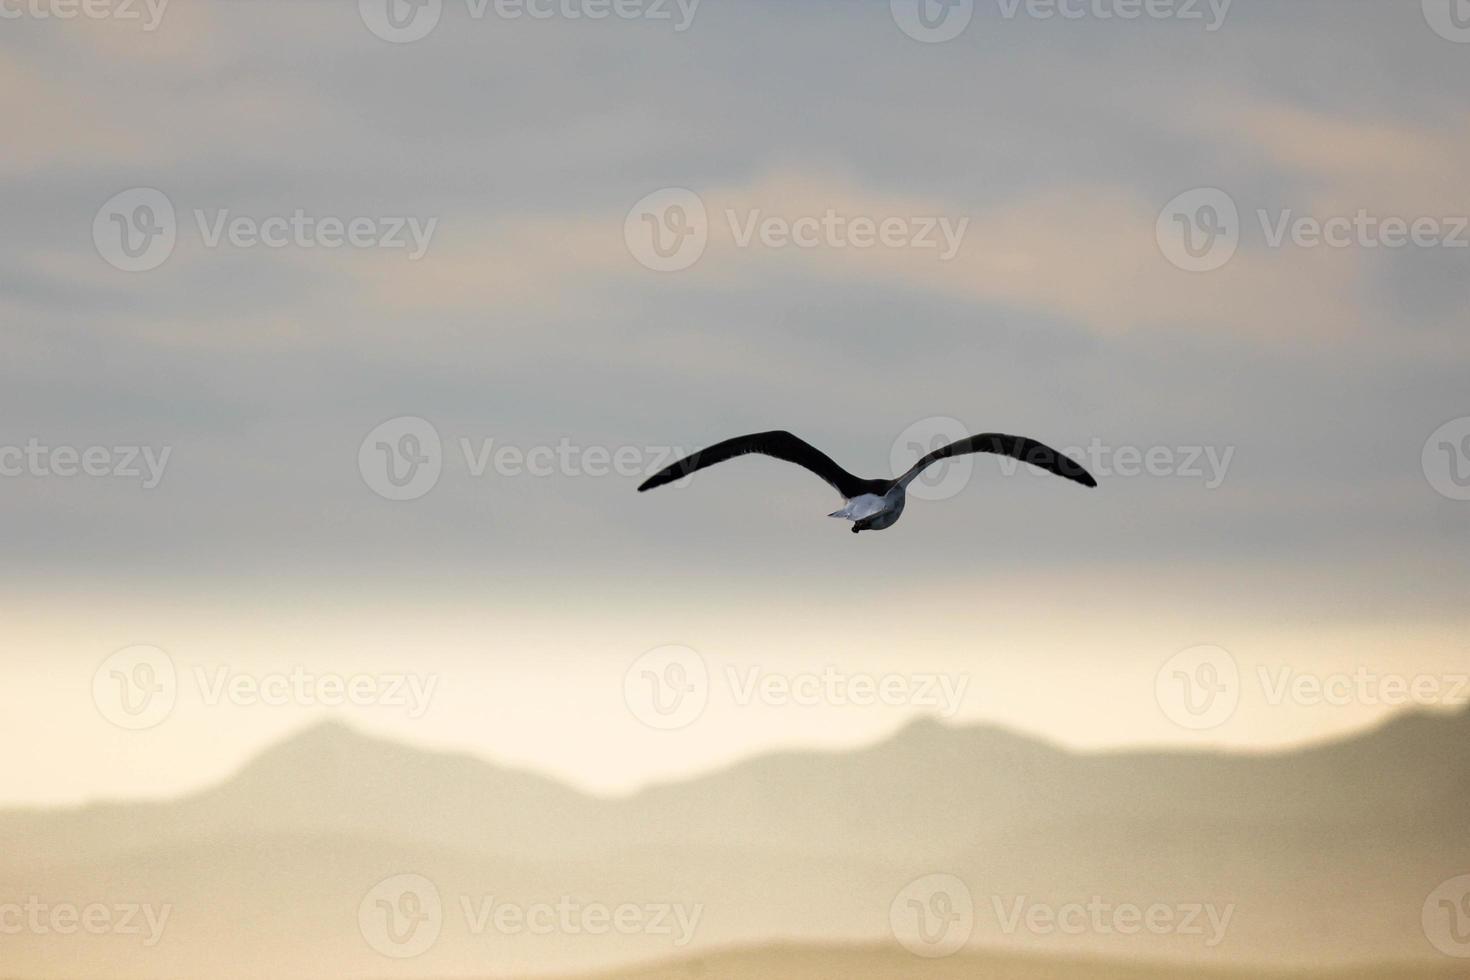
[0,0,1466,612]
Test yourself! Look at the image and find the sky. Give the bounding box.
[2,0,1469,806]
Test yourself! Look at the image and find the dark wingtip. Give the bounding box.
[638,473,671,492]
[1079,472,1099,489]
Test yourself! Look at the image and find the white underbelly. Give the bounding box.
[838,494,888,520]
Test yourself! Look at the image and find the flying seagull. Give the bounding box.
[638,430,1097,533]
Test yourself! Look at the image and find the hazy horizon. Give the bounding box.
[14,697,1465,810]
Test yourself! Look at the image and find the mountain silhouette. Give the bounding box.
[2,708,1466,977]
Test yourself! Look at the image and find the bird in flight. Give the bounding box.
[638,430,1097,533]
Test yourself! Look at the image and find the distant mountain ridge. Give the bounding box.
[2,707,1466,977]
[7,706,1465,864]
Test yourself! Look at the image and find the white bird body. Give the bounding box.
[829,488,906,530]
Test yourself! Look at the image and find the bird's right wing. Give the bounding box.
[637,430,869,498]
[895,433,1098,489]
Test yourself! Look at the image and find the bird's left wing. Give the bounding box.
[894,433,1098,489]
[637,430,870,498]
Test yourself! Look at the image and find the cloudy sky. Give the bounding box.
[2,0,1468,806]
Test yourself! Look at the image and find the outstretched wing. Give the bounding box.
[894,433,1097,490]
[638,430,871,498]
